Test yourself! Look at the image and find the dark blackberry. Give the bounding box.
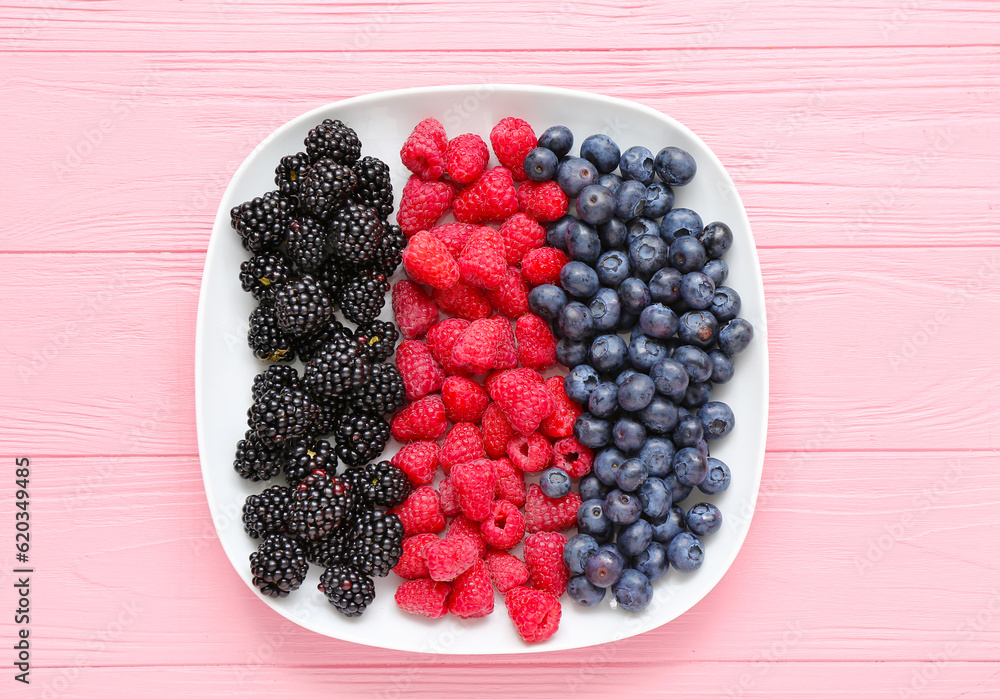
[233,429,284,481]
[299,158,357,220]
[250,533,308,598]
[310,399,344,438]
[339,269,388,325]
[282,439,338,488]
[306,535,348,568]
[285,218,330,273]
[348,363,405,415]
[334,412,390,467]
[328,203,385,268]
[242,485,293,539]
[318,563,374,617]
[373,222,406,276]
[302,333,371,398]
[352,156,393,220]
[248,386,315,445]
[294,320,351,364]
[347,507,404,577]
[248,300,296,362]
[251,365,300,402]
[346,460,412,508]
[354,319,399,363]
[240,252,296,301]
[314,256,348,298]
[230,191,295,253]
[272,275,335,339]
[274,151,311,197]
[287,469,354,540]
[305,119,362,165]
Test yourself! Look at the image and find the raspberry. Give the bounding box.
[480,499,526,550]
[391,440,440,486]
[445,133,490,184]
[398,176,454,237]
[493,456,526,507]
[424,535,478,582]
[450,458,497,522]
[524,484,581,533]
[396,340,446,401]
[428,222,479,258]
[395,578,451,618]
[433,281,493,321]
[539,376,582,439]
[401,231,460,290]
[517,179,570,222]
[552,437,593,478]
[441,376,489,423]
[425,318,471,376]
[481,403,515,459]
[491,316,519,370]
[507,433,553,473]
[445,513,488,558]
[390,394,448,442]
[488,369,557,435]
[523,531,569,597]
[400,118,448,181]
[515,313,558,370]
[458,226,506,289]
[521,247,570,287]
[439,477,461,516]
[448,559,494,618]
[452,317,501,374]
[490,117,537,180]
[486,267,531,319]
[498,213,545,265]
[484,549,530,593]
[505,586,561,643]
[392,280,439,340]
[393,532,438,579]
[394,485,446,536]
[453,167,518,224]
[439,422,486,474]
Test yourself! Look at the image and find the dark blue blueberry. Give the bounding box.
[557,156,599,197]
[618,519,653,557]
[627,219,660,249]
[679,272,716,310]
[564,220,602,263]
[595,250,630,287]
[649,357,689,401]
[588,381,620,419]
[669,235,707,273]
[612,568,653,612]
[628,333,669,372]
[584,544,625,587]
[697,221,733,258]
[539,466,572,498]
[659,208,703,245]
[667,532,704,572]
[677,310,719,348]
[637,477,672,519]
[612,416,647,453]
[698,401,736,440]
[528,283,569,320]
[707,349,734,383]
[589,334,628,374]
[649,267,683,304]
[556,338,590,368]
[681,381,713,409]
[662,473,693,503]
[672,414,704,448]
[567,575,607,606]
[615,180,647,221]
[589,288,622,333]
[577,498,614,542]
[597,172,623,195]
[524,147,559,182]
[614,368,639,386]
[545,215,575,251]
[673,447,709,487]
[639,437,676,477]
[558,301,594,341]
[597,218,627,249]
[575,413,612,449]
[699,457,732,495]
[565,364,600,404]
[643,182,675,218]
[617,372,655,412]
[638,303,679,339]
[718,318,754,354]
[576,184,617,225]
[654,146,697,186]
[639,395,679,434]
[628,234,669,278]
[580,134,622,174]
[672,345,713,382]
[560,260,600,299]
[619,146,655,184]
[650,505,686,544]
[618,277,651,315]
[634,542,669,581]
[614,458,648,493]
[686,502,722,536]
[709,286,741,322]
[593,447,626,486]
[604,489,642,526]
[538,125,574,157]
[702,258,729,286]
[580,473,611,501]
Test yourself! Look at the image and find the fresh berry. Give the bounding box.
[486,266,531,318]
[339,268,388,325]
[273,275,335,338]
[302,332,371,398]
[480,499,526,549]
[400,117,448,180]
[424,535,479,581]
[439,477,461,516]
[450,458,498,522]
[539,466,571,498]
[505,586,561,643]
[484,549,530,593]
[539,376,582,439]
[395,578,451,618]
[524,484,581,533]
[402,231,460,290]
[354,319,399,363]
[446,133,490,184]
[439,422,487,473]
[306,536,349,569]
[287,470,354,540]
[299,158,357,219]
[374,222,406,275]
[524,146,559,182]
[240,252,296,301]
[393,485,446,536]
[390,394,448,442]
[552,437,593,478]
[248,300,296,362]
[493,456,526,507]
[242,485,292,539]
[425,318,471,375]
[517,180,569,222]
[521,247,570,287]
[391,441,440,486]
[304,119,362,164]
[250,533,308,598]
[490,117,536,180]
[398,175,455,237]
[453,167,518,224]
[248,386,316,445]
[285,218,330,273]
[458,226,506,289]
[274,151,311,196]
[507,433,553,473]
[515,313,557,370]
[252,365,300,402]
[234,429,284,481]
[391,280,439,340]
[231,191,294,253]
[343,506,404,577]
[498,213,545,266]
[524,531,569,596]
[393,533,438,579]
[445,513,489,558]
[488,369,557,435]
[481,403,515,459]
[352,155,394,219]
[328,203,385,267]
[428,222,479,257]
[433,280,493,320]
[441,376,489,423]
[395,340,446,400]
[452,317,501,374]
[334,412,390,466]
[491,316,519,369]
[448,559,495,618]
[347,460,412,508]
[318,563,374,617]
[282,438,337,488]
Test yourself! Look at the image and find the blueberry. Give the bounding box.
[649,267,683,304]
[593,447,626,486]
[584,544,625,587]
[672,414,704,448]
[617,310,639,333]
[595,250,631,287]
[564,220,602,263]
[612,417,647,453]
[673,447,709,487]
[580,473,610,501]
[618,519,654,558]
[628,333,669,371]
[654,146,697,186]
[618,278,651,315]
[545,215,575,251]
[659,208,703,244]
[638,303,679,339]
[634,542,669,581]
[580,134,622,174]
[588,381,620,418]
[639,437,676,477]
[557,157,599,197]
[567,575,607,606]
[677,310,719,348]
[589,334,628,374]
[709,286,741,322]
[669,235,707,273]
[560,261,600,299]
[638,477,672,518]
[614,367,639,386]
[718,318,754,354]
[702,258,729,286]
[539,125,573,157]
[681,381,713,409]
[698,401,736,440]
[627,218,660,244]
[619,146,655,184]
[597,218,627,249]
[639,395,679,434]
[524,147,559,182]
[563,534,601,577]
[617,373,655,412]
[667,532,704,572]
[615,180,647,220]
[643,182,675,218]
[575,413,612,449]
[558,301,595,341]
[597,172,623,195]
[697,221,734,258]
[686,502,722,536]
[556,338,590,368]
[578,498,615,542]
[565,364,600,404]
[696,439,710,457]
[604,489,642,526]
[529,283,568,320]
[589,288,622,333]
[699,457,732,495]
[650,506,686,544]
[539,466,572,499]
[679,272,716,311]
[662,473,693,503]
[615,458,648,493]
[576,184,617,225]
[649,358,689,401]
[612,568,653,612]
[628,234,669,278]
[672,345,713,382]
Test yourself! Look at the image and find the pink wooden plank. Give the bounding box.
[0,47,996,252]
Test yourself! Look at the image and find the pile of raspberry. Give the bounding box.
[385,117,585,643]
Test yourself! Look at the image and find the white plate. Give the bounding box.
[195,85,769,654]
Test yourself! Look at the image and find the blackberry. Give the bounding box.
[348,363,405,415]
[248,300,296,362]
[328,203,385,268]
[346,460,412,508]
[272,275,335,339]
[334,412,390,467]
[352,156,393,220]
[347,506,404,577]
[287,470,354,540]
[306,535,348,568]
[240,252,296,301]
[339,269,388,325]
[310,399,345,438]
[233,429,284,481]
[242,485,293,539]
[248,386,316,445]
[302,333,371,398]
[285,218,330,273]
[299,158,357,220]
[294,320,351,364]
[250,533,308,598]
[315,257,348,298]
[274,151,311,197]
[373,222,406,276]
[251,365,300,402]
[354,320,399,363]
[305,119,362,165]
[318,563,374,617]
[230,191,294,253]
[282,438,337,488]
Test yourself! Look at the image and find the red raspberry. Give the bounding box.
[493,456,526,507]
[400,118,448,181]
[452,317,501,374]
[393,532,438,579]
[490,117,537,180]
[480,499,526,549]
[391,440,440,485]
[481,403,514,459]
[523,531,569,597]
[391,394,448,442]
[428,222,479,258]
[521,247,569,287]
[391,280,438,340]
[498,212,546,265]
[507,432,553,473]
[453,167,518,224]
[441,376,490,423]
[395,578,451,618]
[484,549,530,593]
[486,266,531,319]
[445,133,490,184]
[486,367,543,394]
[450,458,497,522]
[491,316,519,370]
[439,422,486,474]
[458,226,506,289]
[446,513,488,558]
[518,180,569,222]
[424,535,478,582]
[396,340,445,400]
[539,376,582,439]
[515,313,557,370]
[448,559,494,618]
[401,230,460,290]
[432,281,493,321]
[398,175,454,237]
[488,369,557,435]
[426,318,471,375]
[552,437,593,478]
[439,477,461,516]
[505,586,561,643]
[394,485,446,536]
[524,484,581,533]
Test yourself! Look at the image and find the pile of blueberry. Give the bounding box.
[525,127,754,611]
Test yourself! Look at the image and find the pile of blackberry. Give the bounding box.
[231,118,409,617]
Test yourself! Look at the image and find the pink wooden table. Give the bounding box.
[3,2,999,696]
